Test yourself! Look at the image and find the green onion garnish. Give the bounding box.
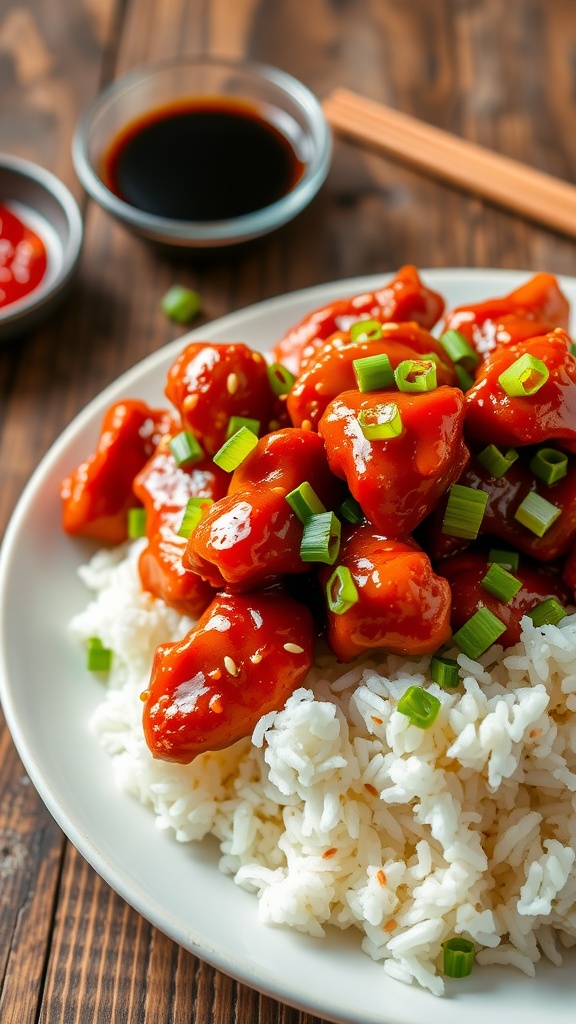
[177,497,214,538]
[86,637,112,673]
[339,495,364,524]
[454,365,475,391]
[225,416,260,441]
[514,491,561,536]
[213,426,259,472]
[527,598,567,627]
[498,353,549,397]
[443,937,475,978]
[169,430,204,468]
[441,484,488,540]
[397,686,441,729]
[477,444,519,479]
[571,342,576,357]
[161,285,201,324]
[349,319,382,342]
[453,607,506,660]
[488,547,520,572]
[430,656,460,690]
[481,563,522,604]
[285,482,326,523]
[127,507,147,539]
[326,565,360,614]
[267,362,296,396]
[357,402,403,440]
[439,330,480,371]
[529,447,568,485]
[352,353,394,392]
[300,511,341,565]
[394,359,437,393]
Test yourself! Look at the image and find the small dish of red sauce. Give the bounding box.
[0,155,83,341]
[73,56,332,249]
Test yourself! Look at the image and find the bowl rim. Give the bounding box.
[71,54,332,244]
[0,153,84,332]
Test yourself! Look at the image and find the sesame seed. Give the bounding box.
[183,393,199,411]
[283,642,304,654]
[322,847,337,859]
[301,419,312,431]
[224,655,239,676]
[250,652,263,664]
[226,372,239,395]
[209,695,223,714]
[376,869,387,887]
[139,690,150,702]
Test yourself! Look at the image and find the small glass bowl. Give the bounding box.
[72,56,332,249]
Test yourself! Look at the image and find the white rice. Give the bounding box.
[72,539,576,996]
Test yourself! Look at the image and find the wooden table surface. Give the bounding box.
[1,1,576,1021]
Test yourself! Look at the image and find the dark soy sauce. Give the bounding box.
[102,99,306,221]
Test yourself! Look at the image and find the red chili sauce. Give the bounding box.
[101,99,306,221]
[0,204,48,309]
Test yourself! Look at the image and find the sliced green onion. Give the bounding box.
[439,330,480,371]
[169,430,204,468]
[357,402,403,440]
[213,426,259,472]
[514,491,561,536]
[326,565,359,614]
[527,598,567,627]
[397,686,441,729]
[441,484,488,540]
[87,637,112,673]
[570,342,576,357]
[267,362,296,396]
[443,937,475,978]
[488,547,520,572]
[394,359,437,393]
[477,444,519,479]
[339,495,364,524]
[453,607,506,660]
[177,497,214,538]
[285,482,326,523]
[529,447,568,485]
[454,364,475,391]
[127,507,147,539]
[300,511,341,565]
[430,656,460,690]
[161,286,201,324]
[225,416,260,441]
[498,353,549,397]
[481,563,522,604]
[349,318,382,342]
[352,353,394,392]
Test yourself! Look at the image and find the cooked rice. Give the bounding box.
[72,540,576,996]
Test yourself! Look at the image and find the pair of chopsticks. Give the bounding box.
[322,88,576,239]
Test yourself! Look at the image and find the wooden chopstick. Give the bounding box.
[322,87,576,238]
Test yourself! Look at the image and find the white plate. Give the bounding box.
[1,269,575,1024]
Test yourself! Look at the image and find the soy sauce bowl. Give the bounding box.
[72,56,332,249]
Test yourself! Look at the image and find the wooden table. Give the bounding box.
[1,1,575,1021]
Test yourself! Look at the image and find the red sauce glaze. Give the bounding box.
[133,439,229,616]
[143,588,315,763]
[0,203,47,308]
[165,342,274,455]
[465,332,576,449]
[287,329,455,431]
[318,387,469,536]
[442,273,570,358]
[272,265,445,375]
[183,486,309,591]
[318,526,452,662]
[440,550,571,647]
[61,401,174,544]
[228,428,346,508]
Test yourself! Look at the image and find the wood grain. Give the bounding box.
[1,1,576,1022]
